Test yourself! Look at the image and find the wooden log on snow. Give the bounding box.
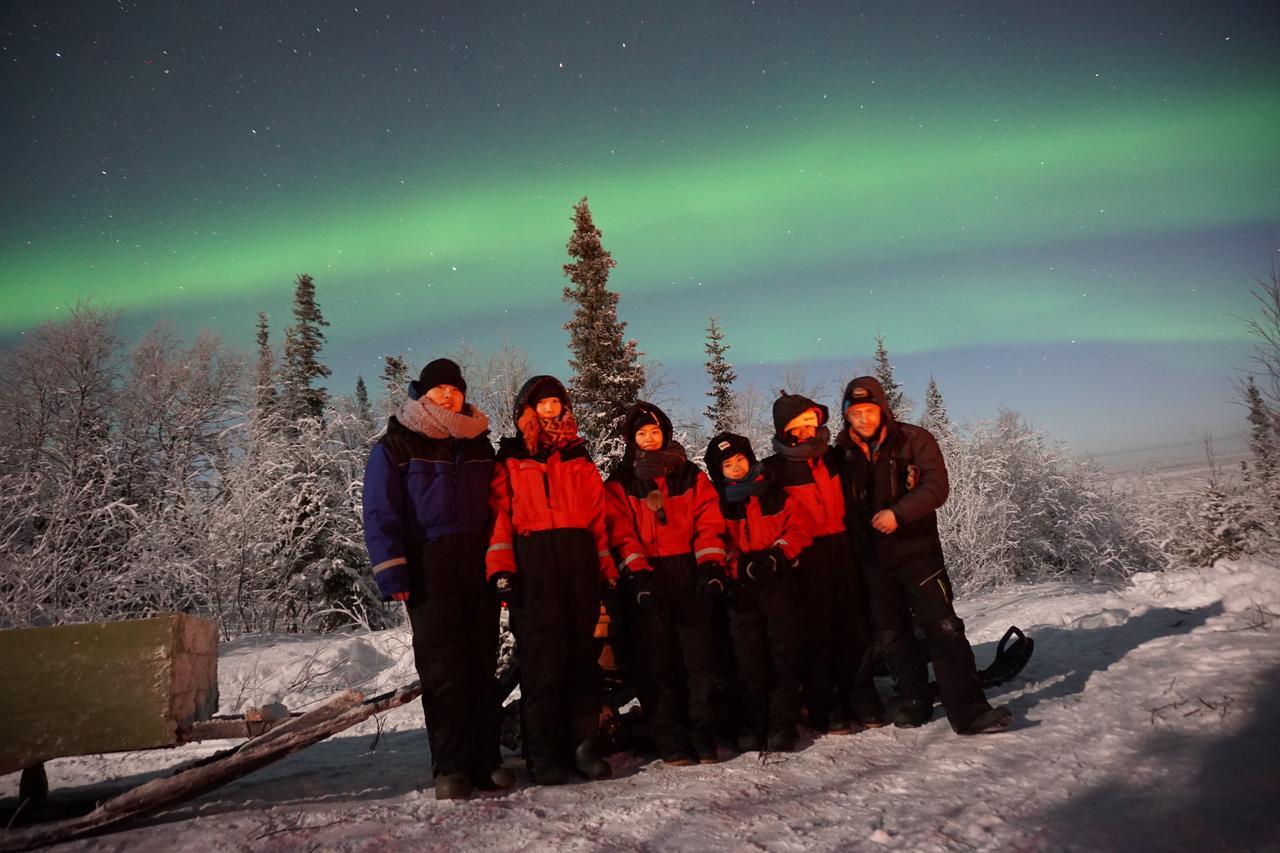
[0,615,219,776]
[0,683,424,852]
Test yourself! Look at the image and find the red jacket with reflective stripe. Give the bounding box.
[486,437,617,582]
[717,476,814,580]
[764,447,847,538]
[604,461,727,573]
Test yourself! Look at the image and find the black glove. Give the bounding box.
[631,572,659,612]
[744,550,780,582]
[490,572,520,606]
[695,563,726,601]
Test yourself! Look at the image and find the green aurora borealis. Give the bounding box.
[2,1,1278,453]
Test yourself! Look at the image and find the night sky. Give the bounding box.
[3,1,1278,456]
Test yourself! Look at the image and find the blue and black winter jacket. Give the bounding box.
[362,416,496,600]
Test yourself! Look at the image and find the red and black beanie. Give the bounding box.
[771,391,829,437]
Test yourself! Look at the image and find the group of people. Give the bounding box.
[362,358,1012,801]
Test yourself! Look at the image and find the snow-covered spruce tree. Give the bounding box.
[703,315,738,434]
[281,273,331,423]
[1243,375,1277,479]
[254,311,278,422]
[379,353,411,411]
[873,329,913,420]
[561,197,646,466]
[1238,374,1280,555]
[920,375,951,439]
[353,375,374,430]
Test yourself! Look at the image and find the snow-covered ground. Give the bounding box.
[4,559,1279,852]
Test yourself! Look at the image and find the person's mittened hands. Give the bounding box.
[695,563,726,601]
[745,551,778,582]
[872,509,898,534]
[392,591,410,602]
[490,572,520,607]
[631,572,659,611]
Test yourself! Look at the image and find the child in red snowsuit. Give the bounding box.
[705,432,811,752]
[486,375,617,785]
[605,402,728,764]
[764,392,885,732]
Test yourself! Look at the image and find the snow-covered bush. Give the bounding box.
[939,409,1169,591]
[1152,463,1280,568]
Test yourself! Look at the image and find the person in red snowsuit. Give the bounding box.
[486,375,617,785]
[705,432,811,752]
[764,392,885,733]
[605,402,728,764]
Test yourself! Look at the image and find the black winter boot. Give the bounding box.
[893,697,934,728]
[851,686,887,729]
[532,763,570,786]
[691,730,720,764]
[574,739,613,780]
[956,705,1013,735]
[434,772,473,800]
[475,765,517,790]
[765,728,797,752]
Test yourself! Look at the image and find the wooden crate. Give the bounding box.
[0,614,219,775]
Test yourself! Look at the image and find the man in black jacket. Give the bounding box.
[835,376,1012,735]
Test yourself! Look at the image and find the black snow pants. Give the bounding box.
[795,532,877,729]
[864,557,991,731]
[406,533,501,782]
[508,528,604,773]
[631,554,719,757]
[729,569,803,739]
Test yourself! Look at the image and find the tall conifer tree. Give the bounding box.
[1243,374,1277,478]
[253,311,278,421]
[873,329,908,417]
[561,198,646,458]
[704,315,737,433]
[921,375,951,438]
[380,353,411,405]
[281,273,331,421]
[353,375,373,428]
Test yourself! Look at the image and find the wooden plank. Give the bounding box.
[0,615,219,775]
[0,686,431,851]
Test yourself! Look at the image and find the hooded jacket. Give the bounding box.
[486,375,616,582]
[604,402,726,573]
[763,393,848,538]
[706,432,814,581]
[835,375,950,569]
[363,412,496,600]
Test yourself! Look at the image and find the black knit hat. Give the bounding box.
[704,432,757,485]
[417,358,466,394]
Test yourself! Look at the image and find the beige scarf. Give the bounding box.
[398,397,489,440]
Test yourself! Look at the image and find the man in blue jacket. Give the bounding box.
[363,358,515,798]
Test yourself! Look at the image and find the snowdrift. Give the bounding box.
[3,559,1277,851]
